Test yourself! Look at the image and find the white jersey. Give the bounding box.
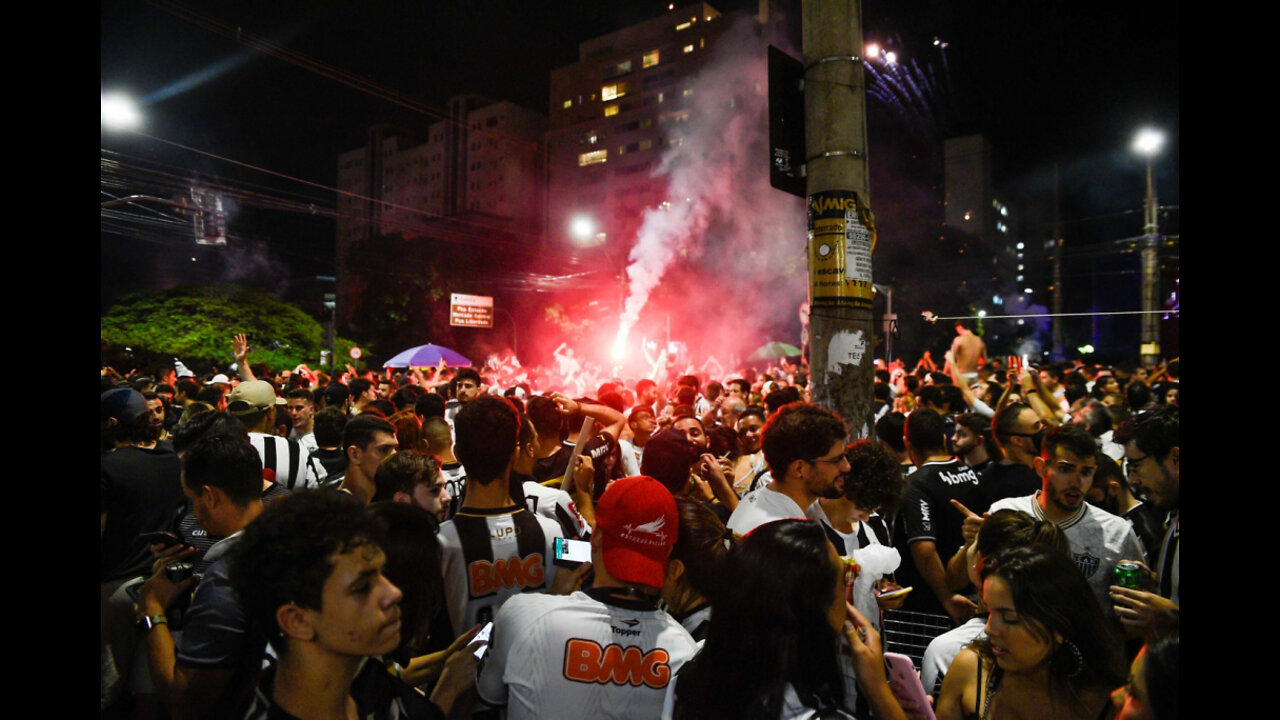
[478,589,699,720]
[438,504,563,639]
[521,479,590,539]
[287,428,318,453]
[921,616,986,699]
[726,486,811,535]
[989,492,1146,614]
[807,502,883,631]
[618,438,643,478]
[439,461,466,519]
[248,432,326,490]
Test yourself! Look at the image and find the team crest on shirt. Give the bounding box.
[621,516,669,545]
[1073,551,1100,578]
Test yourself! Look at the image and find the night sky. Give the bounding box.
[101,0,1178,357]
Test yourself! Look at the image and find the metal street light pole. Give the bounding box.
[1132,128,1163,368]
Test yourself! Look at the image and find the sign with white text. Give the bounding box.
[450,293,494,328]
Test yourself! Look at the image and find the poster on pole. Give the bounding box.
[807,190,876,306]
[450,293,494,328]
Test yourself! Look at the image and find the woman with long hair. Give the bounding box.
[937,545,1126,720]
[667,519,909,720]
[363,502,481,706]
[661,498,736,641]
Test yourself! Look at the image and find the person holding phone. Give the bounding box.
[132,433,270,720]
[664,519,914,720]
[476,476,699,719]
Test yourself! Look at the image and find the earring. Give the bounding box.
[1063,640,1084,678]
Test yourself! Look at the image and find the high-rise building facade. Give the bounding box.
[335,97,545,325]
[545,3,742,253]
[943,134,1025,307]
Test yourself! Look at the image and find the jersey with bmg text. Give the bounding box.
[895,458,980,614]
[438,505,562,640]
[477,588,699,720]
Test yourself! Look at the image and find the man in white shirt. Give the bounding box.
[477,476,697,719]
[228,380,326,490]
[726,403,849,535]
[986,423,1145,616]
[283,388,318,452]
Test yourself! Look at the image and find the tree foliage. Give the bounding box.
[101,285,361,373]
[342,232,458,365]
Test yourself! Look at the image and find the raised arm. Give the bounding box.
[230,334,256,382]
[945,350,978,411]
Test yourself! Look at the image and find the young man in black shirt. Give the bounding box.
[895,409,981,624]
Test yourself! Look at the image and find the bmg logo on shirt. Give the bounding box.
[563,639,671,688]
[468,554,545,596]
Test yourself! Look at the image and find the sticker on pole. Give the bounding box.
[807,190,876,306]
[349,347,362,360]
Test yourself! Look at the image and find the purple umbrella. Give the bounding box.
[383,343,472,368]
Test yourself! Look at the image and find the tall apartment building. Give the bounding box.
[943,134,1025,307]
[545,3,749,255]
[335,97,545,325]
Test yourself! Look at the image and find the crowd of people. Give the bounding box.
[101,325,1179,720]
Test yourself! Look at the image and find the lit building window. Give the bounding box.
[604,105,619,117]
[684,44,694,53]
[682,88,693,97]
[578,150,608,166]
[563,99,572,109]
[602,83,628,101]
[676,19,694,31]
[658,92,665,103]
[643,50,660,68]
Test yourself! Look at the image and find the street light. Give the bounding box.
[569,215,596,244]
[102,93,142,131]
[1132,127,1164,368]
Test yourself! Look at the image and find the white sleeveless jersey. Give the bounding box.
[521,480,590,539]
[478,589,699,720]
[438,505,563,639]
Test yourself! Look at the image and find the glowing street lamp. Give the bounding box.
[102,93,142,131]
[569,215,596,244]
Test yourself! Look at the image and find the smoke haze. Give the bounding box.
[612,16,807,372]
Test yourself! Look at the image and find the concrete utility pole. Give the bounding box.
[804,0,876,439]
[1139,160,1160,368]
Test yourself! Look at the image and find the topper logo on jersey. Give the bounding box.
[563,639,671,688]
[621,516,669,546]
[468,554,545,596]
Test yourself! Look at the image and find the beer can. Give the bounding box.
[841,556,860,587]
[1112,561,1143,590]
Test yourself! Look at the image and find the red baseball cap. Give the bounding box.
[595,476,678,588]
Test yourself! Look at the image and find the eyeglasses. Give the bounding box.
[1124,454,1150,475]
[809,454,850,468]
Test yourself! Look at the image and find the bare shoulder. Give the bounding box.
[936,648,981,720]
